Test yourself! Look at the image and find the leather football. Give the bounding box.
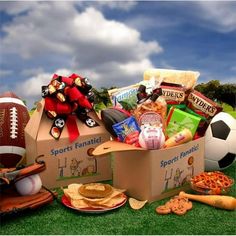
[0,91,30,167]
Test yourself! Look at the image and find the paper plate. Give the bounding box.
[61,194,127,213]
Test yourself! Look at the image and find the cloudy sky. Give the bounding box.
[0,1,236,108]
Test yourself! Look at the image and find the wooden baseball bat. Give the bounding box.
[179,191,236,210]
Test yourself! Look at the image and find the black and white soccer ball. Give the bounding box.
[204,112,236,171]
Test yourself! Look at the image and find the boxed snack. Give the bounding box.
[166,107,201,138]
[93,138,205,202]
[25,100,112,189]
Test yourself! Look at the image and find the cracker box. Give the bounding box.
[25,100,112,189]
[93,138,204,202]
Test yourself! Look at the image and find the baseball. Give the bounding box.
[15,174,42,196]
[139,126,165,150]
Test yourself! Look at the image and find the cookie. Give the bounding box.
[156,205,171,215]
[156,195,193,216]
[171,204,187,216]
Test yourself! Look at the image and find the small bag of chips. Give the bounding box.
[187,90,222,120]
[112,116,141,145]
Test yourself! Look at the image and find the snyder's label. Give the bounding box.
[188,92,217,116]
[161,88,185,102]
[139,112,163,127]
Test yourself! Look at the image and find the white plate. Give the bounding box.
[61,194,127,213]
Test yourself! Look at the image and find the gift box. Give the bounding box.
[93,138,204,202]
[25,99,112,189]
[166,107,201,138]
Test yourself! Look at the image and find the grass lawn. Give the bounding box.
[1,162,235,235]
[223,103,236,118]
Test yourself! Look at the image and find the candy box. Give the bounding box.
[93,138,204,202]
[25,100,112,189]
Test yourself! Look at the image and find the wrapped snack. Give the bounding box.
[160,82,187,105]
[166,107,201,138]
[164,128,193,148]
[185,107,209,136]
[187,90,222,120]
[143,68,200,90]
[112,116,141,145]
[132,86,167,133]
[108,84,139,108]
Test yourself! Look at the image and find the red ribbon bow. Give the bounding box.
[42,73,93,143]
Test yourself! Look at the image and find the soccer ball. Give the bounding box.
[204,112,236,171]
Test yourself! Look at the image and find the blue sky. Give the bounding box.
[0,1,236,108]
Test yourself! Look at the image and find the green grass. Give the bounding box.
[223,103,236,118]
[1,163,235,235]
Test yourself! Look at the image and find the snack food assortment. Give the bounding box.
[190,171,234,195]
[62,183,127,211]
[156,195,193,216]
[101,68,223,151]
[1,68,235,223]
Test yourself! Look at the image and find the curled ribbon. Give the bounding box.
[137,84,162,104]
[42,73,96,143]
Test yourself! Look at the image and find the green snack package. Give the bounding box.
[167,103,186,113]
[166,107,201,138]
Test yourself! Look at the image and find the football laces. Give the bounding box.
[10,107,18,139]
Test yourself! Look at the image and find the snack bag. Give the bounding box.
[143,68,200,91]
[187,90,222,120]
[112,116,141,145]
[131,87,167,133]
[108,84,139,108]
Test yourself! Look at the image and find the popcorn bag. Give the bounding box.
[25,73,112,189]
[93,68,221,202]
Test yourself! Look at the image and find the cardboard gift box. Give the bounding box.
[25,100,112,189]
[93,138,204,202]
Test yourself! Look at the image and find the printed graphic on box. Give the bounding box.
[43,137,103,181]
[151,142,200,197]
[25,101,112,189]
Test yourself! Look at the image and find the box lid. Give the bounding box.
[25,99,109,142]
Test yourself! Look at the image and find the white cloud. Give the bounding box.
[1,2,163,107]
[21,67,45,77]
[0,69,13,77]
[0,1,38,15]
[15,68,73,97]
[119,59,153,75]
[195,2,236,33]
[89,1,137,11]
[230,66,236,72]
[125,14,180,32]
[222,77,236,84]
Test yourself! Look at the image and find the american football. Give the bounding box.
[0,91,30,167]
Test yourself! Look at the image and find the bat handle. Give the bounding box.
[179,191,236,210]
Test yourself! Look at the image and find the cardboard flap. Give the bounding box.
[92,141,145,156]
[25,99,45,139]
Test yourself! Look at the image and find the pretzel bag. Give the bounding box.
[0,161,56,216]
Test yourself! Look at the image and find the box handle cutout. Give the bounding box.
[93,140,145,156]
